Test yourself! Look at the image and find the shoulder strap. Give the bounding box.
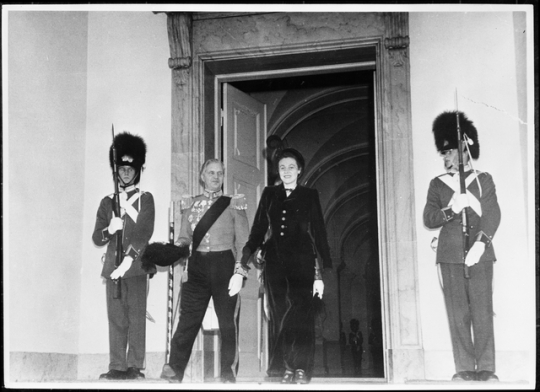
[192,196,232,252]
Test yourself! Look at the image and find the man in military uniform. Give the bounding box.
[163,159,250,383]
[92,132,155,380]
[423,111,501,382]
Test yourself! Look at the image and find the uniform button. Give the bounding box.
[283,210,286,214]
[281,225,285,228]
[280,232,284,236]
[282,217,285,221]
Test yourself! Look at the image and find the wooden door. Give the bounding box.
[222,83,268,379]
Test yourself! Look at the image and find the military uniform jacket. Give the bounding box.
[423,170,501,264]
[92,187,156,278]
[245,184,332,269]
[176,191,249,260]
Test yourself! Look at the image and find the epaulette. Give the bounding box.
[228,194,247,210]
[180,194,194,210]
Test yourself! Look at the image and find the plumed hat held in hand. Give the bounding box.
[141,242,190,272]
[432,111,480,160]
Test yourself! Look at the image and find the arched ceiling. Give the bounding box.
[272,84,377,260]
[233,71,378,263]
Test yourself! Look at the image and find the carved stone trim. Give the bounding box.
[167,12,192,76]
[384,12,410,67]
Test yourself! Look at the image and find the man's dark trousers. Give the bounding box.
[169,250,240,381]
[440,261,495,373]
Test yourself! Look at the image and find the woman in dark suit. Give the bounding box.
[241,148,332,384]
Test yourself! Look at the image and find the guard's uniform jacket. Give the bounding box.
[92,185,156,278]
[423,170,501,374]
[169,190,249,382]
[423,170,501,263]
[244,183,331,377]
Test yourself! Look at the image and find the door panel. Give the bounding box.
[223,83,268,378]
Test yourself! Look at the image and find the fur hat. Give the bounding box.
[275,148,305,177]
[109,132,147,183]
[141,242,190,272]
[266,135,285,151]
[432,111,479,159]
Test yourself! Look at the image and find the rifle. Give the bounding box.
[111,124,123,298]
[455,91,470,279]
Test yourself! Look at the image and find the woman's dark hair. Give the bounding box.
[275,148,305,178]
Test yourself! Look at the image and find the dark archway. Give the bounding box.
[232,69,383,377]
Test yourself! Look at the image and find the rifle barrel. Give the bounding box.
[111,124,123,298]
[455,108,470,279]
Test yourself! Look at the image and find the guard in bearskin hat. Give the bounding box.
[423,111,501,382]
[92,131,155,380]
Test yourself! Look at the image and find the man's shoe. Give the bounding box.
[99,369,127,380]
[294,369,309,384]
[281,370,294,384]
[160,364,182,383]
[451,371,476,381]
[476,370,499,382]
[160,364,184,383]
[221,374,236,383]
[126,367,145,380]
[167,375,183,383]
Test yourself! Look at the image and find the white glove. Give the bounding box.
[110,256,133,279]
[313,280,324,299]
[108,215,124,235]
[451,193,470,214]
[228,273,244,297]
[465,241,485,267]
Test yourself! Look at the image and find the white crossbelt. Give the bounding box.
[439,173,482,217]
[119,191,141,223]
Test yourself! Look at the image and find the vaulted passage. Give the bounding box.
[231,70,383,378]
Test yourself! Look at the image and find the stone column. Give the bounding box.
[379,12,425,382]
[166,11,205,383]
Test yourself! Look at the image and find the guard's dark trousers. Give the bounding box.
[440,261,495,373]
[106,275,148,371]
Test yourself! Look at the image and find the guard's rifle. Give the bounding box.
[111,124,123,298]
[455,91,470,279]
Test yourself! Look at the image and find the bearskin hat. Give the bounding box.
[109,132,147,183]
[141,242,190,272]
[275,148,305,178]
[266,135,285,151]
[432,111,480,160]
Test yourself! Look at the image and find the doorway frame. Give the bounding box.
[170,14,424,382]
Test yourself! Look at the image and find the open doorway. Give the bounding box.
[223,70,384,379]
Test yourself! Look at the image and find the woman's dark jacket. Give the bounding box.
[245,184,332,269]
